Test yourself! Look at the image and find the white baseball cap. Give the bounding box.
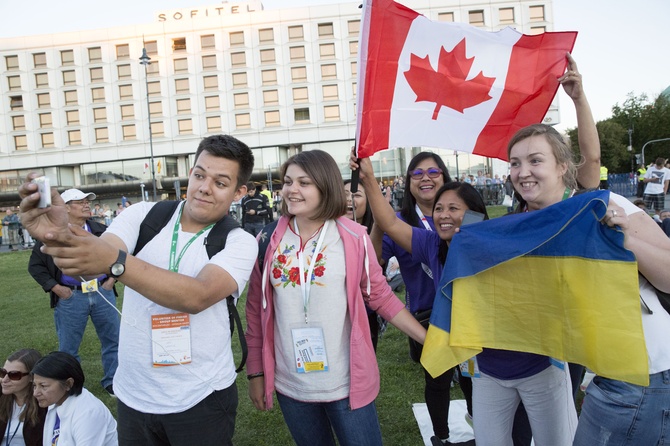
[60,189,96,203]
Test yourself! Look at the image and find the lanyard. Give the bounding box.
[415,204,433,231]
[168,203,214,272]
[5,414,20,446]
[524,188,574,212]
[294,219,329,324]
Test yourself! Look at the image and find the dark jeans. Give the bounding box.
[117,384,237,446]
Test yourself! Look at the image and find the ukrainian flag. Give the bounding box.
[421,190,649,386]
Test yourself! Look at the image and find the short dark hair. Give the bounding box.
[246,181,257,192]
[194,134,255,187]
[280,150,347,221]
[31,352,84,396]
[400,152,451,227]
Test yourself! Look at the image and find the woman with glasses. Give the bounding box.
[0,349,46,446]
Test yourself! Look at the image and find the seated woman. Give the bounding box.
[0,349,46,446]
[32,351,117,446]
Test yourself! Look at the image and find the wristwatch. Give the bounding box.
[109,250,127,278]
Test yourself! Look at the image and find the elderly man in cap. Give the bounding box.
[27,188,120,396]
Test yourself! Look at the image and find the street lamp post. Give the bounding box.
[641,137,670,167]
[139,48,157,202]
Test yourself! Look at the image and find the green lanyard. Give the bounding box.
[562,187,573,201]
[168,203,214,272]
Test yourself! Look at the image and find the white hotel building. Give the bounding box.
[0,0,557,206]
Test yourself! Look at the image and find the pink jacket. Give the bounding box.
[245,215,406,410]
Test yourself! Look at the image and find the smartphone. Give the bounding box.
[32,176,51,208]
[461,209,485,226]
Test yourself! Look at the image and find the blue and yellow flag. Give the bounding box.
[421,190,648,386]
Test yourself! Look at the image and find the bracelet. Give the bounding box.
[247,372,264,380]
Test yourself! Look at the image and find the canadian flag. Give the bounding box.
[355,0,577,161]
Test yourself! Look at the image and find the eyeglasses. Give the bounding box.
[68,199,91,206]
[409,168,443,180]
[0,368,29,381]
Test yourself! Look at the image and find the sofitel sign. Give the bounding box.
[157,1,262,22]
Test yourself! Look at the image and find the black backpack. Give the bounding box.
[133,200,247,373]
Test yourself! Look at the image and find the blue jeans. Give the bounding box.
[54,287,120,388]
[244,221,265,237]
[276,393,383,446]
[573,369,670,446]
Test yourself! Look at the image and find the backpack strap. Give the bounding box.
[133,200,180,256]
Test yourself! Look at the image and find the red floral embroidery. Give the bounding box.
[272,268,282,279]
[288,267,301,285]
[314,265,325,277]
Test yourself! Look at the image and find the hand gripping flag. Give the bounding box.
[421,191,649,386]
[355,0,577,160]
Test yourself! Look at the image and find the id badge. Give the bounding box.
[459,357,480,378]
[81,279,99,293]
[291,326,328,373]
[151,313,192,366]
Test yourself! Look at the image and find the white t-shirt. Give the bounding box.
[106,201,257,413]
[643,166,668,195]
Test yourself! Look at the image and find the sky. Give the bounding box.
[1,0,668,132]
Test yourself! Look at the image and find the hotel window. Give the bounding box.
[90,67,104,83]
[235,113,251,129]
[61,50,74,65]
[291,66,307,82]
[117,64,131,79]
[319,43,335,59]
[174,58,188,73]
[41,133,55,148]
[10,95,24,111]
[8,76,21,91]
[149,101,162,116]
[499,8,515,25]
[14,135,28,151]
[116,44,130,59]
[205,96,220,111]
[151,122,164,137]
[37,93,51,108]
[175,78,190,94]
[201,34,215,49]
[324,105,340,121]
[288,25,303,40]
[145,41,158,55]
[12,115,25,130]
[469,10,485,27]
[264,110,280,127]
[262,69,277,85]
[231,52,246,66]
[290,46,305,61]
[348,20,360,35]
[93,108,107,123]
[321,64,337,80]
[66,110,80,125]
[147,81,161,97]
[529,5,545,21]
[203,75,218,91]
[530,26,546,35]
[33,53,47,68]
[35,73,49,88]
[206,116,222,132]
[259,28,274,43]
[62,70,76,85]
[5,55,19,70]
[176,98,191,114]
[352,82,357,98]
[119,84,133,100]
[293,87,308,103]
[260,49,275,64]
[91,87,105,102]
[349,41,358,56]
[294,108,310,123]
[120,104,134,120]
[438,12,454,22]
[88,47,102,62]
[232,72,247,88]
[230,31,245,46]
[122,124,136,140]
[95,127,109,143]
[263,90,279,106]
[68,130,81,145]
[39,113,52,127]
[146,61,159,77]
[322,85,338,101]
[351,61,357,76]
[172,37,186,52]
[318,23,334,38]
[202,55,217,71]
[234,93,249,109]
[178,119,192,135]
[64,90,78,106]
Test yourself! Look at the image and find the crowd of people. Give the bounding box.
[5,52,670,446]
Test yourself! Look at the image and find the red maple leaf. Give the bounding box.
[403,38,496,119]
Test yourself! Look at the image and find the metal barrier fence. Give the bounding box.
[607,173,637,198]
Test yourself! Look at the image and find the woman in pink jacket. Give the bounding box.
[245,150,426,446]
